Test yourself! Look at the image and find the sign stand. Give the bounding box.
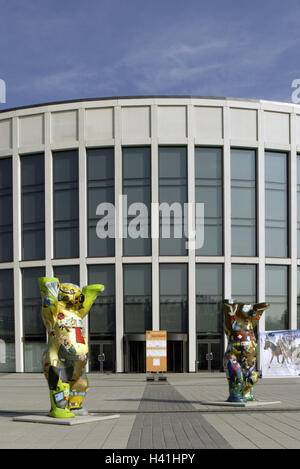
[145,330,167,382]
[146,371,167,382]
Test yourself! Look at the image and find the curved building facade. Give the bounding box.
[0,95,300,373]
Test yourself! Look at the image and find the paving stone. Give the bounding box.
[127,382,232,449]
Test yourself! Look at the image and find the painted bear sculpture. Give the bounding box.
[38,277,104,418]
[223,298,270,402]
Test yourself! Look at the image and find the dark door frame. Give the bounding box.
[89,340,115,373]
[196,338,223,372]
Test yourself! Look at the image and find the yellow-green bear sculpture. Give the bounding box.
[38,277,104,418]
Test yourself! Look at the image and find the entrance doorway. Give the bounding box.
[124,333,187,373]
[167,333,187,372]
[129,341,146,373]
[124,334,146,373]
[89,341,115,373]
[197,339,222,372]
[167,341,188,372]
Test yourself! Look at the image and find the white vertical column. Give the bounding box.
[257,108,266,334]
[223,106,231,356]
[44,111,53,278]
[187,104,196,372]
[78,107,88,283]
[151,104,160,331]
[12,116,23,372]
[114,105,124,372]
[223,106,231,299]
[257,108,266,371]
[78,107,89,369]
[290,112,297,329]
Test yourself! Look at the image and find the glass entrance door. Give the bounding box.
[167,341,183,372]
[129,341,146,373]
[197,340,222,372]
[89,341,115,373]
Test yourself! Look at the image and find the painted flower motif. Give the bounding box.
[57,313,65,320]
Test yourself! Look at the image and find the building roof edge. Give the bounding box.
[0,95,298,114]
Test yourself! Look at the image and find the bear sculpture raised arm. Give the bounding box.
[38,277,104,418]
[223,298,270,402]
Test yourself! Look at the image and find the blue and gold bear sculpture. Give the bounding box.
[38,277,104,418]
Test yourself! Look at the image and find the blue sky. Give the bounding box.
[0,0,299,109]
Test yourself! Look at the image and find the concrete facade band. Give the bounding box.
[0,96,299,373]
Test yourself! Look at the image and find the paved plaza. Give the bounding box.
[1,372,300,449]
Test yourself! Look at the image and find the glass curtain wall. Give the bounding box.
[231,149,256,256]
[195,147,223,256]
[298,267,300,329]
[53,150,79,259]
[265,152,288,258]
[87,148,115,257]
[53,265,80,286]
[297,155,300,257]
[159,147,187,255]
[123,147,151,256]
[88,264,116,335]
[0,269,15,371]
[23,267,46,372]
[265,265,288,331]
[0,158,13,262]
[21,154,45,260]
[231,265,257,304]
[196,264,223,333]
[160,264,188,332]
[124,264,152,333]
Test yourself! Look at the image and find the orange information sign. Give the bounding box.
[146,330,167,372]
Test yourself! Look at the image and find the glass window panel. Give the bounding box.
[88,264,115,334]
[53,150,79,259]
[265,265,288,331]
[265,152,288,258]
[160,264,188,333]
[195,148,223,255]
[123,147,151,256]
[0,158,13,262]
[87,148,115,257]
[231,149,256,256]
[0,269,15,371]
[159,147,187,255]
[24,342,46,373]
[297,267,300,329]
[297,155,300,257]
[196,264,223,333]
[23,267,45,337]
[21,154,45,260]
[53,265,80,286]
[23,266,46,372]
[124,264,152,333]
[232,264,256,304]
